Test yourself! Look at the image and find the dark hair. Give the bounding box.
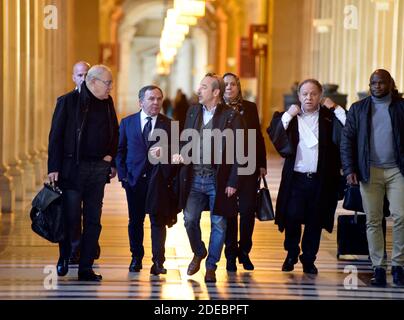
[204,73,225,98]
[138,85,163,101]
[297,79,323,93]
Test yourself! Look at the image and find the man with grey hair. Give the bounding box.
[48,64,119,281]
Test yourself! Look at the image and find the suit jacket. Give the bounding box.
[177,103,244,218]
[267,106,344,233]
[116,112,178,226]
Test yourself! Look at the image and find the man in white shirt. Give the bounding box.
[268,79,346,274]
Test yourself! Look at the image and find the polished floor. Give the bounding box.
[0,159,403,300]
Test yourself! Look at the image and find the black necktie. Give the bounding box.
[143,116,152,146]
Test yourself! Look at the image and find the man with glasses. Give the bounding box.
[48,65,119,281]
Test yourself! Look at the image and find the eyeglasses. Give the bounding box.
[95,77,113,87]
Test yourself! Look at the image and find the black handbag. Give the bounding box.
[30,183,65,243]
[342,184,364,212]
[256,177,275,221]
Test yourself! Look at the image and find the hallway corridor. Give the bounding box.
[0,159,403,300]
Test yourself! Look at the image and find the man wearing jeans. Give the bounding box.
[341,69,404,287]
[174,73,243,282]
[48,65,119,281]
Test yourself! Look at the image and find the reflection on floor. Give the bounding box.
[0,159,403,300]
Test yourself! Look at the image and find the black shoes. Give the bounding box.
[150,264,167,275]
[78,269,102,281]
[238,252,254,270]
[187,248,208,276]
[299,255,318,274]
[57,257,69,276]
[392,266,404,287]
[371,267,387,286]
[226,260,237,272]
[282,256,298,272]
[129,258,142,272]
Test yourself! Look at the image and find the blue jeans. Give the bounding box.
[183,175,227,271]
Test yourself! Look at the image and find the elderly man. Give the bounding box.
[48,65,119,281]
[268,79,345,274]
[341,69,404,287]
[174,73,243,283]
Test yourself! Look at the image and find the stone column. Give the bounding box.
[0,0,16,212]
[19,0,36,192]
[3,0,25,203]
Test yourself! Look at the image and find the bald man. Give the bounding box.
[341,69,404,287]
[72,61,90,91]
[48,65,119,281]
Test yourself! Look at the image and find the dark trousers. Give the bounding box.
[283,172,323,264]
[225,174,258,260]
[59,160,110,272]
[125,176,166,265]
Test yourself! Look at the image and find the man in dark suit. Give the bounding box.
[116,85,175,275]
[173,73,243,283]
[66,61,101,264]
[48,65,119,281]
[222,72,267,272]
[268,79,345,274]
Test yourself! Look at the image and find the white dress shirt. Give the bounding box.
[140,110,158,135]
[202,105,217,125]
[281,105,346,173]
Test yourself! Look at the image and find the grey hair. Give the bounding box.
[86,65,112,82]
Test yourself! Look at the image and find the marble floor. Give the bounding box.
[0,159,403,300]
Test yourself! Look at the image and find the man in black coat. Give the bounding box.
[173,73,243,282]
[268,79,345,274]
[222,72,267,272]
[340,69,404,287]
[116,85,177,276]
[48,65,119,281]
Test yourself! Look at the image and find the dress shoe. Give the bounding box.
[392,266,404,287]
[204,269,216,283]
[299,255,318,274]
[129,258,142,272]
[78,269,102,281]
[371,267,387,286]
[226,260,237,272]
[57,257,69,276]
[150,263,167,275]
[282,256,298,272]
[302,263,318,275]
[238,252,254,270]
[187,249,207,276]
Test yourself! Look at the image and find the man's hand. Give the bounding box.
[103,155,112,162]
[287,104,301,117]
[260,168,267,177]
[109,167,117,179]
[225,187,237,198]
[48,172,59,185]
[149,146,162,159]
[347,173,358,185]
[321,97,337,110]
[172,153,184,164]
